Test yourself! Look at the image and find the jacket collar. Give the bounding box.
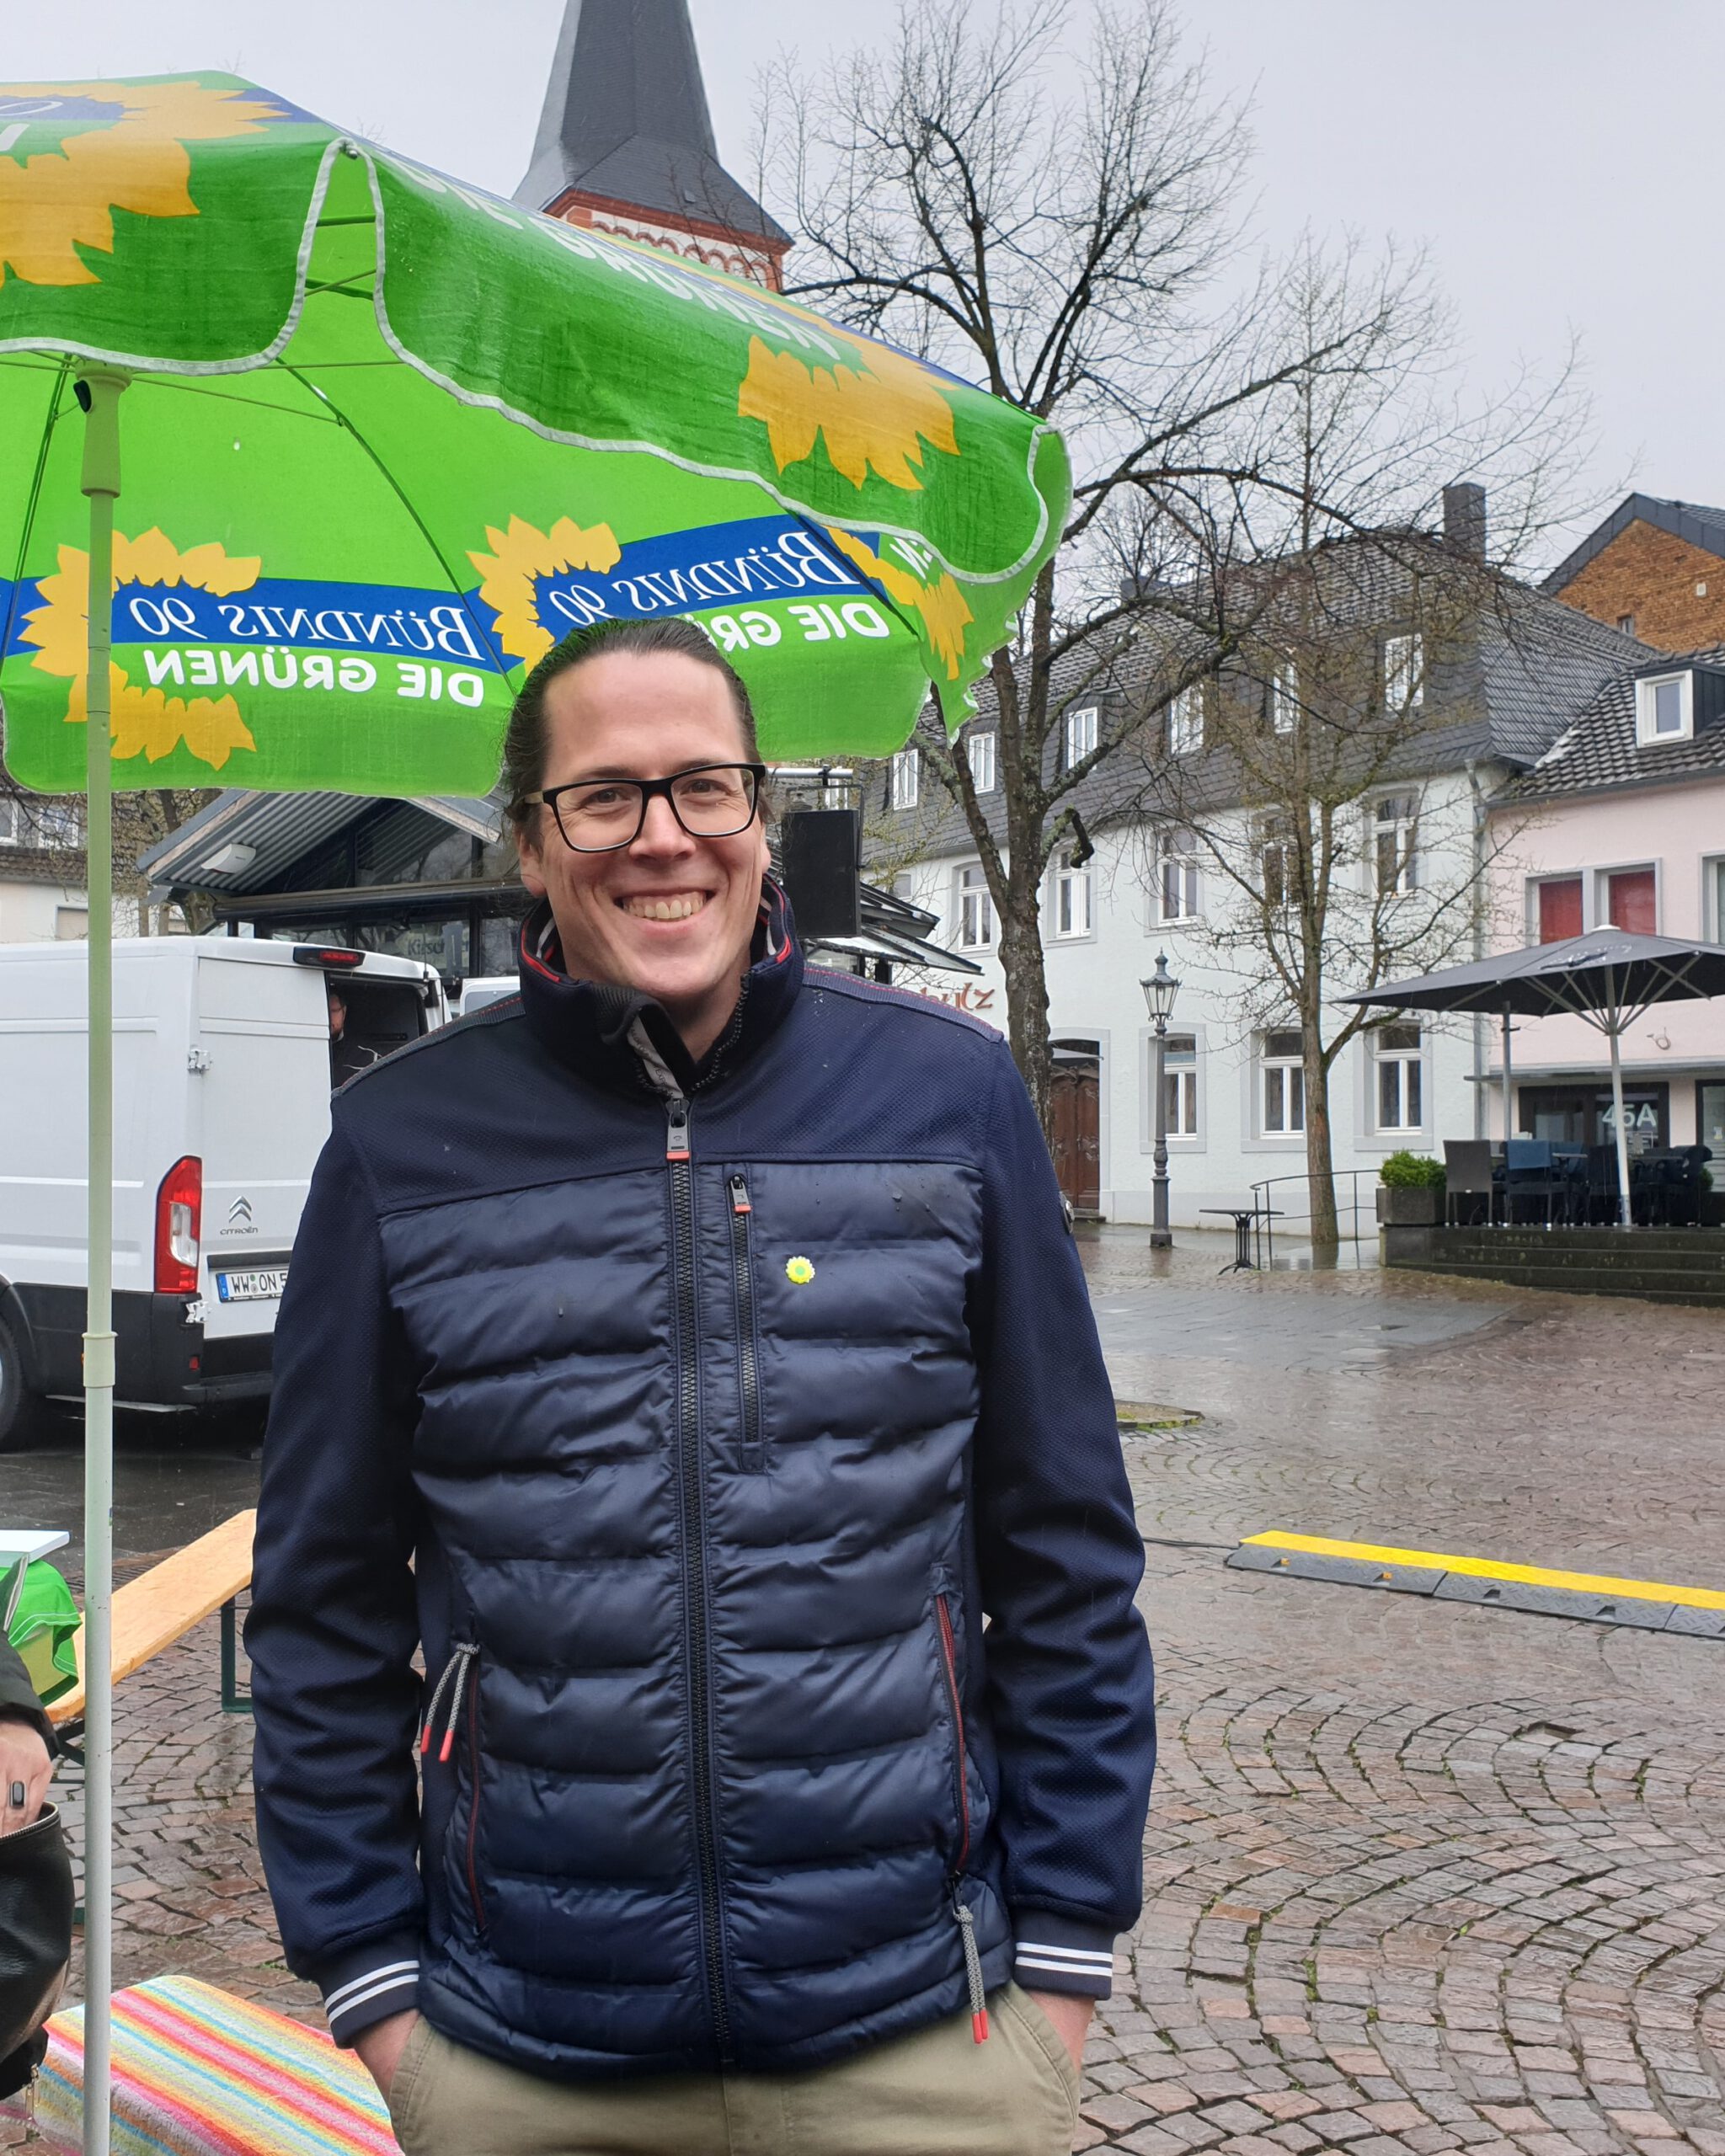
[515,878,804,1100]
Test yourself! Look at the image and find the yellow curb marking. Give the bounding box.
[1242,1531,1725,1612]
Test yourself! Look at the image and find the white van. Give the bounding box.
[0,937,444,1445]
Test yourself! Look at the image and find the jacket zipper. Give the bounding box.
[728,1173,762,1470]
[668,1097,732,2059]
[935,1593,988,2042]
[420,1642,485,1929]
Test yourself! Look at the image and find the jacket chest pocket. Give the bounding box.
[422,1641,487,1935]
[726,1172,766,1472]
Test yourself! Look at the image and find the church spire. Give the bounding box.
[515,0,790,290]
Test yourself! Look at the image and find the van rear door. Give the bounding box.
[194,953,329,1342]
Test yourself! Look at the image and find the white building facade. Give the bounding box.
[888,770,1485,1232]
[870,551,1649,1230]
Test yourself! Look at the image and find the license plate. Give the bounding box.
[214,1267,288,1304]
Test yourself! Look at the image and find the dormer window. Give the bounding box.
[1635,670,1693,745]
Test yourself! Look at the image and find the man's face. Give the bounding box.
[517,651,770,1054]
[327,992,345,1039]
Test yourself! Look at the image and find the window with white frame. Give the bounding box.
[1051,846,1092,938]
[1712,857,1725,942]
[965,729,996,793]
[1064,704,1098,769]
[1634,671,1693,745]
[1261,816,1294,909]
[1162,1033,1198,1137]
[1271,660,1299,735]
[1159,829,1200,921]
[1383,631,1423,713]
[1373,792,1419,894]
[1168,687,1204,755]
[1260,1028,1305,1134]
[889,747,920,810]
[957,862,994,948]
[1373,1022,1423,1131]
[0,796,78,848]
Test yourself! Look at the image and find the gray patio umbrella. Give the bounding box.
[1342,930,1725,1226]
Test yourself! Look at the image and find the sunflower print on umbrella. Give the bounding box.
[0,78,280,288]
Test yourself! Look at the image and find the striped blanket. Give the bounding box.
[34,1975,397,2154]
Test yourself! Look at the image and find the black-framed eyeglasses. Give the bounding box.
[526,762,768,853]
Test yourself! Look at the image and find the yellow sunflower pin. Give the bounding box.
[784,1257,815,1285]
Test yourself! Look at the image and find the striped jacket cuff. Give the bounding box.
[1011,1910,1118,1999]
[316,1937,423,2047]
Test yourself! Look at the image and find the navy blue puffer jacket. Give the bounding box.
[248,892,1155,2081]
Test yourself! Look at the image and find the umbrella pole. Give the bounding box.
[1502,1005,1514,1146]
[78,368,126,2156]
[1608,1014,1633,1232]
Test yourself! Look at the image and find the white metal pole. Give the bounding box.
[78,367,126,2156]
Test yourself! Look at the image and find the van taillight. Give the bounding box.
[154,1156,202,1295]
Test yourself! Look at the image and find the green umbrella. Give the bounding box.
[0,73,1065,2153]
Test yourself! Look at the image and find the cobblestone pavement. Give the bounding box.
[4,1232,1724,2153]
[1081,1231,1725,2156]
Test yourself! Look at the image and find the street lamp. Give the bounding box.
[1141,953,1181,1249]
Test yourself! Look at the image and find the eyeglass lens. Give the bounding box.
[553,766,759,851]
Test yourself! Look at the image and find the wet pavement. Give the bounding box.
[3,1229,1725,2153]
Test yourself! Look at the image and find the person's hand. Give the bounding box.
[0,1714,51,1833]
[1025,1989,1093,2072]
[353,2009,419,2099]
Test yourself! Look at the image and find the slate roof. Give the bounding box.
[515,0,790,246]
[1500,644,1725,805]
[863,542,1651,864]
[1541,494,1725,595]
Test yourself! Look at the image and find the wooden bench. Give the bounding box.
[49,1509,255,1730]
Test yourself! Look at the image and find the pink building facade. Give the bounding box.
[1488,654,1725,1157]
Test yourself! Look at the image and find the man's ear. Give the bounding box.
[515,814,548,899]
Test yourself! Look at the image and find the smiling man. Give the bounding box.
[248,616,1156,2156]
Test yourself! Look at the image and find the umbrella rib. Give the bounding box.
[273,359,513,678]
[2,357,73,678]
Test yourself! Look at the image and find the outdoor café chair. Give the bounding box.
[1442,1139,1496,1227]
[1584,1145,1620,1225]
[1505,1139,1560,1225]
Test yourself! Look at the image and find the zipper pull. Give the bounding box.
[665,1097,691,1163]
[419,1642,478,1764]
[729,1172,751,1215]
[952,1889,989,2043]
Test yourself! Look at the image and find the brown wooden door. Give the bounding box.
[1049,1060,1101,1212]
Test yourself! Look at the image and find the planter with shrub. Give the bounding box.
[1376,1150,1445,1226]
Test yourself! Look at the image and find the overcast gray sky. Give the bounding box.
[10,0,1720,568]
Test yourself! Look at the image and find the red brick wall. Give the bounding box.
[1554,520,1725,651]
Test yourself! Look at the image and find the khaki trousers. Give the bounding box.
[385,1986,1081,2156]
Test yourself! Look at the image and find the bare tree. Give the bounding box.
[1132,233,1595,1246]
[763,1,1591,1136]
[1142,546,1533,1246]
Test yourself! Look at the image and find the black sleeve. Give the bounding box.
[0,1636,53,1753]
